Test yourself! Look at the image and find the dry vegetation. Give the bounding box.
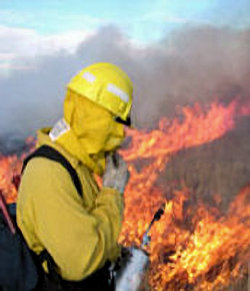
[155,116,250,290]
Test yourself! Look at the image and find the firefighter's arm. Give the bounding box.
[17,158,123,281]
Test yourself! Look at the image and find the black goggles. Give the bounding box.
[114,116,131,126]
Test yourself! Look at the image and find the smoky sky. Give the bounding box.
[0,25,250,152]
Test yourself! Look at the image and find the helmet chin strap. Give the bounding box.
[114,116,131,126]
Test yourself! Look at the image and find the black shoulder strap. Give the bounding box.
[22,145,83,198]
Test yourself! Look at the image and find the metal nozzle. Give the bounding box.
[141,205,165,248]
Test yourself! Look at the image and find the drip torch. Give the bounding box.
[116,206,165,291]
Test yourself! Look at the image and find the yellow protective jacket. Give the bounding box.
[16,129,123,281]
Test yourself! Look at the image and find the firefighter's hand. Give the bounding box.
[103,153,130,194]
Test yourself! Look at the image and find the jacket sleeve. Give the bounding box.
[17,158,124,281]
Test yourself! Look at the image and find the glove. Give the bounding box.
[103,152,130,194]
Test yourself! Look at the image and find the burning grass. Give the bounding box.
[0,100,249,290]
[147,186,250,290]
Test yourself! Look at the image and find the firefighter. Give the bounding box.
[16,62,133,291]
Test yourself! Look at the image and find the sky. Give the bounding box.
[1,0,250,73]
[0,0,250,152]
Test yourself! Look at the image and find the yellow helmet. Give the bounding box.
[67,62,133,122]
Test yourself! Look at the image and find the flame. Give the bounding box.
[0,153,23,203]
[119,101,239,245]
[0,100,249,289]
[0,136,35,203]
[118,100,250,289]
[147,186,250,290]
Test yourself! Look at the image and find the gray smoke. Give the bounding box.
[0,25,250,152]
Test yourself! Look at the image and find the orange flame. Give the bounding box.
[118,100,250,289]
[0,153,23,203]
[0,136,35,203]
[119,101,239,245]
[0,100,249,289]
[147,186,250,290]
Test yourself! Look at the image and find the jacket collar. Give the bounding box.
[37,128,79,170]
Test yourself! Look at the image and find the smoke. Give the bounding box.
[0,25,250,152]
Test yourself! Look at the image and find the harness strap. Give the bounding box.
[22,145,83,198]
[22,145,84,282]
[21,146,113,290]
